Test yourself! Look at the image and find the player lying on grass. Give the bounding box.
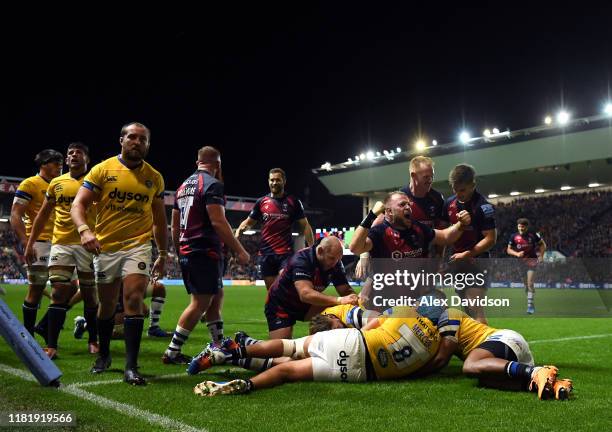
[189,310,440,396]
[414,306,573,400]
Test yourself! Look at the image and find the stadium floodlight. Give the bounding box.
[534,188,545,193]
[483,129,491,138]
[544,115,552,125]
[556,110,570,125]
[376,151,381,156]
[588,182,601,188]
[459,131,470,144]
[396,147,402,153]
[347,157,352,162]
[359,153,365,160]
[510,191,520,196]
[604,103,612,116]
[415,139,426,151]
[492,127,500,134]
[432,139,438,146]
[366,151,374,160]
[560,185,573,191]
[383,150,389,155]
[291,232,299,236]
[0,218,8,222]
[243,230,256,235]
[488,193,499,198]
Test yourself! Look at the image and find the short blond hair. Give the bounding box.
[409,156,434,174]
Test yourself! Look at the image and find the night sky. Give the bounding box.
[3,4,612,226]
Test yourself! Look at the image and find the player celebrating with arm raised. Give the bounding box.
[235,168,314,290]
[162,146,250,365]
[71,122,168,385]
[349,191,470,303]
[507,218,546,314]
[443,164,497,324]
[24,143,99,359]
[11,149,63,336]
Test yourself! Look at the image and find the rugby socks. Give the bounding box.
[35,310,49,338]
[98,317,115,357]
[243,335,261,346]
[527,292,534,309]
[245,379,255,393]
[148,297,165,330]
[232,357,273,372]
[506,361,536,384]
[206,320,224,344]
[22,301,39,336]
[84,306,98,343]
[47,303,69,349]
[166,325,191,357]
[124,315,144,369]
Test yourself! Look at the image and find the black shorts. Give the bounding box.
[179,254,223,295]
[476,340,518,361]
[264,297,302,332]
[259,254,291,278]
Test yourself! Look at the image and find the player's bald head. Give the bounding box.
[320,235,342,252]
[197,146,221,164]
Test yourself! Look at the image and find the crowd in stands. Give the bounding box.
[0,229,26,280]
[493,190,611,258]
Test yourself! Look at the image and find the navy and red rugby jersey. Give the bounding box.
[174,170,225,259]
[367,219,435,259]
[508,231,542,259]
[399,186,446,228]
[267,244,348,317]
[249,193,306,256]
[443,190,496,256]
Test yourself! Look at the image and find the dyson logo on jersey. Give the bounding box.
[336,350,349,382]
[108,188,150,203]
[56,195,75,204]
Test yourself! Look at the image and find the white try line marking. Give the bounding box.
[529,333,612,344]
[0,363,206,432]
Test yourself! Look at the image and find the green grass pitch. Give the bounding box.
[1,284,611,432]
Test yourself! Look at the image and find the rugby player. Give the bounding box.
[263,236,358,339]
[235,168,314,290]
[11,149,63,335]
[71,122,168,385]
[507,218,546,314]
[25,143,98,358]
[355,156,446,279]
[443,164,497,324]
[417,307,573,400]
[190,310,440,396]
[162,146,250,365]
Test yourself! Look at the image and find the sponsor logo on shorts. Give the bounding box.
[50,255,59,261]
[336,350,349,382]
[96,271,106,278]
[138,262,146,270]
[377,349,388,368]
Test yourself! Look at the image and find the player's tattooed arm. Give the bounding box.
[9,201,28,249]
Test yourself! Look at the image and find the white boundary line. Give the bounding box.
[71,372,187,388]
[529,333,612,344]
[0,364,206,432]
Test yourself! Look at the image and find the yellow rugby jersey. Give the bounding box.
[437,308,497,359]
[363,314,440,380]
[14,175,55,241]
[46,172,96,245]
[322,305,369,329]
[83,156,164,252]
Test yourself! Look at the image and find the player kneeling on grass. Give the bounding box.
[415,306,573,400]
[189,309,440,396]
